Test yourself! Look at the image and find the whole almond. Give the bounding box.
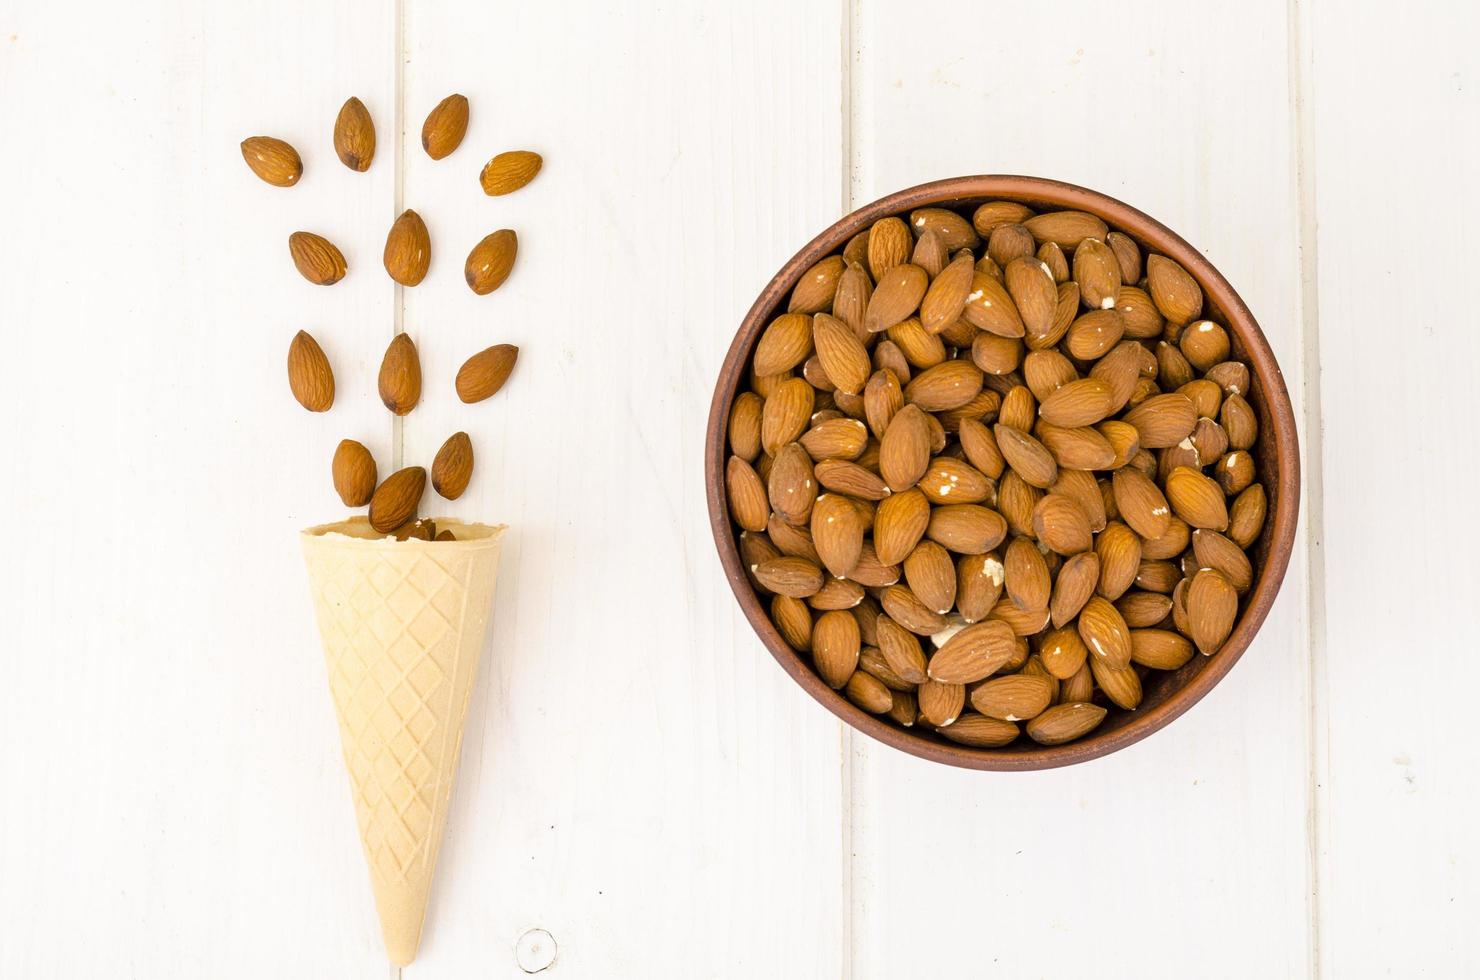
[812,610,861,688]
[1064,309,1126,360]
[331,439,376,506]
[998,384,1036,430]
[832,261,873,336]
[1129,629,1194,670]
[904,359,985,412]
[465,229,517,295]
[1061,662,1095,703]
[768,513,820,562]
[383,209,431,286]
[1024,210,1109,249]
[971,333,1024,375]
[1049,552,1099,628]
[789,255,845,314]
[1221,393,1259,450]
[972,201,1034,237]
[887,317,947,368]
[240,136,302,187]
[971,674,1054,721]
[432,431,474,499]
[1157,342,1196,390]
[1192,529,1254,591]
[867,216,913,280]
[1036,422,1116,471]
[288,232,347,285]
[1141,516,1192,562]
[863,369,904,439]
[456,344,519,403]
[879,404,932,492]
[333,97,375,171]
[1040,625,1090,679]
[769,443,818,525]
[844,671,893,713]
[810,577,865,611]
[1073,237,1122,310]
[880,584,948,636]
[421,93,469,159]
[1022,349,1078,402]
[926,504,1007,555]
[1137,560,1181,593]
[859,644,909,690]
[958,418,1005,478]
[813,313,871,395]
[961,271,1025,338]
[904,541,957,615]
[887,690,918,727]
[909,207,980,250]
[1077,595,1132,668]
[287,330,335,412]
[1003,256,1058,338]
[760,378,815,456]
[480,150,543,196]
[1052,469,1106,532]
[1228,483,1268,548]
[1089,656,1142,710]
[1039,378,1115,428]
[1118,590,1173,627]
[1111,467,1172,539]
[956,551,1005,623]
[994,423,1058,489]
[1038,241,1070,282]
[1089,342,1144,411]
[864,264,929,333]
[874,488,931,565]
[1146,254,1203,324]
[1115,285,1164,338]
[1032,281,1080,349]
[754,313,814,377]
[929,620,1017,683]
[811,493,864,579]
[726,456,769,532]
[1165,466,1230,530]
[1105,232,1141,283]
[729,392,763,461]
[1033,493,1092,555]
[1122,392,1198,449]
[1187,568,1239,655]
[772,595,813,651]
[1003,536,1051,611]
[1095,521,1142,600]
[1027,702,1107,745]
[918,679,966,727]
[753,556,825,598]
[377,333,421,415]
[876,615,929,684]
[918,457,992,506]
[368,466,427,533]
[800,417,869,462]
[813,459,889,501]
[996,470,1042,537]
[938,713,1019,747]
[919,252,976,333]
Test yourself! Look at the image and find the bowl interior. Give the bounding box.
[707,176,1299,770]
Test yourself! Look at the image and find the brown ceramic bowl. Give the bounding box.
[706,176,1300,770]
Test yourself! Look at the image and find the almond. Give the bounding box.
[753,556,825,598]
[287,330,334,412]
[995,470,1042,537]
[1216,450,1256,495]
[1181,319,1230,371]
[1003,536,1051,612]
[876,615,929,684]
[1228,483,1268,548]
[331,439,377,506]
[1038,241,1070,283]
[881,584,949,635]
[1049,552,1099,628]
[1040,625,1090,679]
[729,392,763,461]
[1205,360,1251,397]
[919,252,976,333]
[479,149,543,196]
[961,271,1025,338]
[1115,285,1164,338]
[377,333,421,415]
[873,488,931,565]
[768,443,817,525]
[1089,656,1142,710]
[810,577,865,611]
[867,216,913,280]
[911,229,949,277]
[1099,420,1141,467]
[1061,662,1095,703]
[1221,393,1259,450]
[430,431,474,499]
[859,643,908,690]
[1064,309,1126,360]
[1129,629,1194,670]
[726,456,769,532]
[383,209,431,286]
[801,418,869,462]
[332,97,375,171]
[832,261,873,336]
[904,359,985,412]
[1187,568,1238,655]
[971,200,1034,237]
[456,344,519,403]
[1156,341,1196,390]
[956,552,1005,622]
[987,224,1035,268]
[904,541,957,615]
[753,313,814,377]
[812,610,861,688]
[1052,469,1106,532]
[928,620,1017,683]
[1117,590,1173,627]
[789,255,846,314]
[1039,378,1115,427]
[760,378,815,456]
[1031,281,1080,349]
[918,457,992,506]
[917,679,966,727]
[1024,210,1109,249]
[811,460,887,501]
[971,674,1054,721]
[1036,422,1116,471]
[1077,596,1132,668]
[864,264,929,333]
[1192,529,1254,591]
[1165,465,1230,530]
[1094,521,1142,601]
[1023,349,1077,402]
[772,595,813,651]
[845,671,893,713]
[971,333,1024,375]
[810,493,864,579]
[994,423,1058,489]
[813,313,871,395]
[909,207,980,250]
[768,513,820,563]
[464,229,517,295]
[926,504,1007,555]
[878,404,932,491]
[288,232,346,285]
[1146,254,1203,324]
[1072,237,1122,310]
[957,418,1005,479]
[887,317,947,368]
[1136,559,1181,593]
[1111,467,1172,539]
[421,93,469,159]
[368,466,426,533]
[863,369,904,439]
[1122,392,1197,448]
[240,136,302,187]
[938,713,1019,747]
[998,385,1036,430]
[1106,232,1141,283]
[1140,515,1192,560]
[1026,702,1107,745]
[1033,493,1092,555]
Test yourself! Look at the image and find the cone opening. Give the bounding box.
[302,516,508,546]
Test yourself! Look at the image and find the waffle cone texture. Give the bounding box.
[301,517,507,966]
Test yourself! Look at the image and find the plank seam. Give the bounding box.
[1287,0,1328,976]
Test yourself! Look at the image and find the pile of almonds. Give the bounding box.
[251,94,536,539]
[726,203,1267,748]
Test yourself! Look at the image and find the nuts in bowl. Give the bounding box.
[706,176,1299,770]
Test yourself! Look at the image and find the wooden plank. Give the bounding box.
[0,1,398,976]
[1306,1,1480,974]
[845,2,1315,977]
[396,2,848,976]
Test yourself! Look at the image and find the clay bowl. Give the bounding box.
[705,175,1300,771]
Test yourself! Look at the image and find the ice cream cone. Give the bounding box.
[300,517,507,966]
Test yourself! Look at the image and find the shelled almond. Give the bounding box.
[727,203,1269,747]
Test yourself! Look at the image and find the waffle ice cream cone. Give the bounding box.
[301,517,507,966]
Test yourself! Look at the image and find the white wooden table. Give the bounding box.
[1,1,1474,976]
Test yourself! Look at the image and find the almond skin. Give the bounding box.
[789,256,845,314]
[928,620,1017,683]
[383,209,431,286]
[1049,552,1099,628]
[331,439,376,506]
[1112,467,1173,539]
[926,504,1007,555]
[938,713,1020,747]
[1122,393,1198,449]
[1077,596,1132,669]
[1024,210,1109,249]
[971,674,1054,721]
[368,466,427,533]
[917,679,966,727]
[812,610,861,688]
[994,423,1058,489]
[879,404,932,492]
[480,150,543,195]
[288,232,346,285]
[813,313,871,395]
[377,333,421,416]
[1003,256,1058,338]
[1165,465,1230,530]
[768,443,818,525]
[811,493,864,579]
[1033,493,1092,555]
[1039,378,1116,428]
[1146,253,1203,324]
[867,216,912,281]
[456,344,519,403]
[864,264,929,333]
[961,271,1026,338]
[845,671,893,713]
[1027,702,1107,745]
[287,330,334,412]
[909,207,980,250]
[240,136,302,187]
[1129,629,1195,670]
[333,97,375,171]
[873,488,931,566]
[919,252,976,333]
[464,229,517,295]
[431,431,474,500]
[1187,568,1239,655]
[760,378,815,457]
[754,313,814,378]
[753,556,825,598]
[876,615,928,684]
[904,360,985,412]
[725,457,769,532]
[421,93,469,159]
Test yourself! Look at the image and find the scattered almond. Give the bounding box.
[241,136,302,187]
[421,93,469,160]
[465,229,517,295]
[480,150,542,196]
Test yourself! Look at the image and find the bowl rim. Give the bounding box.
[705,175,1301,771]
